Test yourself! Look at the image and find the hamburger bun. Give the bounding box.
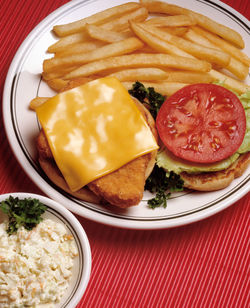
[180,151,250,191]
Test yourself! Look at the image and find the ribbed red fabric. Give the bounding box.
[0,1,249,308]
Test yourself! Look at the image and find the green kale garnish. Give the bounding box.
[0,196,47,235]
[128,81,148,102]
[128,81,166,119]
[129,82,184,208]
[145,166,184,209]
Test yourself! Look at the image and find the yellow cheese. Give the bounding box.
[36,77,158,191]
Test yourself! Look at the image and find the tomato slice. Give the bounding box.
[156,84,246,163]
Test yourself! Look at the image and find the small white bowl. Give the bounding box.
[0,192,91,308]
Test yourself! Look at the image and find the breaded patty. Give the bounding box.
[88,154,151,207]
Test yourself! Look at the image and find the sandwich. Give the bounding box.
[35,77,159,208]
[35,77,249,209]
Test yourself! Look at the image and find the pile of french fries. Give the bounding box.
[41,0,250,100]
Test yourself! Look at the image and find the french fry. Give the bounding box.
[140,0,245,48]
[42,65,79,80]
[53,2,141,36]
[130,21,194,58]
[122,81,187,96]
[162,27,188,37]
[108,67,169,81]
[145,15,196,27]
[59,77,98,92]
[86,24,133,43]
[43,37,144,73]
[164,71,214,84]
[134,45,158,53]
[223,58,249,81]
[46,79,69,92]
[192,26,250,66]
[64,53,211,80]
[47,32,90,53]
[54,40,105,57]
[209,69,250,94]
[47,76,101,93]
[139,23,230,67]
[101,7,148,32]
[109,68,213,84]
[184,28,249,80]
[191,11,245,49]
[183,28,215,48]
[140,0,190,15]
[29,97,49,110]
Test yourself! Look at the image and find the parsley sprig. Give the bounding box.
[145,167,184,209]
[0,196,47,235]
[128,81,166,119]
[129,82,184,208]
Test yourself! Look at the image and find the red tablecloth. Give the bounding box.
[0,1,249,307]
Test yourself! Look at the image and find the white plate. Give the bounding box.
[3,0,250,229]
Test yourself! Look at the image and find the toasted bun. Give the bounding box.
[36,92,158,204]
[180,151,250,191]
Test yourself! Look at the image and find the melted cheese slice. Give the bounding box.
[36,77,158,191]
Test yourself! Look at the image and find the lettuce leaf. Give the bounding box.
[213,80,250,153]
